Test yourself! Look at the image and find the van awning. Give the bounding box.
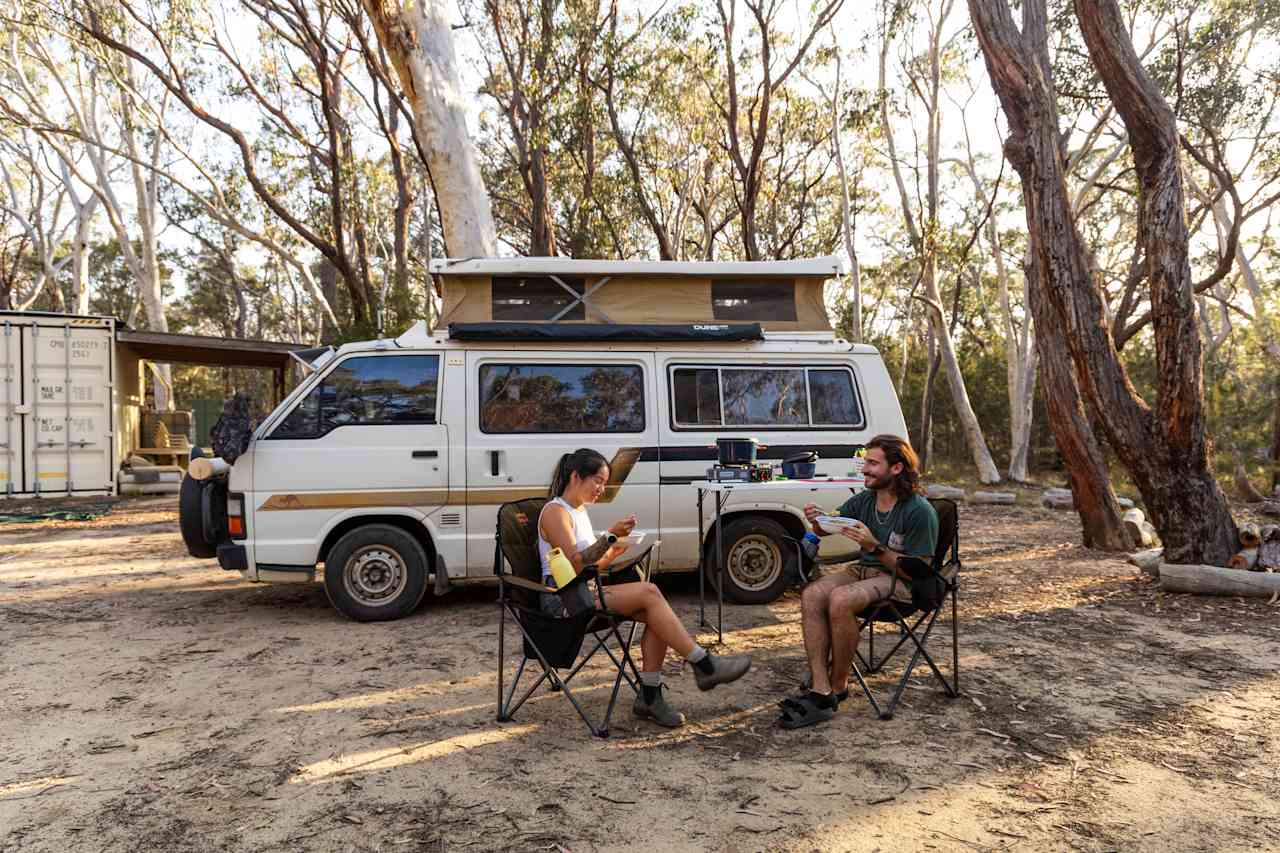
[447,322,765,343]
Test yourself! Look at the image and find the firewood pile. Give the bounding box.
[1229,523,1280,572]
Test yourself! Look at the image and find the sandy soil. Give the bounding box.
[1,494,1278,852]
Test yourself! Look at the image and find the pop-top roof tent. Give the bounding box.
[428,256,846,336]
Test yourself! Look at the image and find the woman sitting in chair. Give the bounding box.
[539,448,752,728]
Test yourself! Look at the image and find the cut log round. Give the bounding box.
[1127,548,1163,576]
[188,457,231,481]
[1227,549,1259,570]
[972,491,1016,505]
[1159,563,1280,597]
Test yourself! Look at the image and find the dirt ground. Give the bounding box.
[2,494,1278,853]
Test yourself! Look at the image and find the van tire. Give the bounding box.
[179,475,217,559]
[323,525,429,622]
[709,516,796,605]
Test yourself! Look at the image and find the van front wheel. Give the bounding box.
[710,516,796,605]
[324,525,429,622]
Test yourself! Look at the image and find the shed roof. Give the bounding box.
[116,329,308,369]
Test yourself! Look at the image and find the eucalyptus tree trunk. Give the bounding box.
[968,0,1237,564]
[363,0,497,257]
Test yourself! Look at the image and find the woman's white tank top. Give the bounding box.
[537,496,596,585]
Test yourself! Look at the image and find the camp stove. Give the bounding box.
[706,464,752,482]
[706,463,773,483]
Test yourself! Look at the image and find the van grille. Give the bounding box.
[440,512,462,527]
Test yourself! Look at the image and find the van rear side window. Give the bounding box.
[270,355,440,439]
[480,363,644,433]
[671,365,863,429]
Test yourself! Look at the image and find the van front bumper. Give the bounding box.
[217,543,248,571]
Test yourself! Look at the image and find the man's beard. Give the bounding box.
[866,473,892,491]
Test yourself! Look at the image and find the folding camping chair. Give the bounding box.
[793,497,961,720]
[494,497,652,737]
[846,497,961,719]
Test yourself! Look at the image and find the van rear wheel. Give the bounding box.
[324,525,429,622]
[709,516,796,605]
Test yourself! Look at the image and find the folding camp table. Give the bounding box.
[691,478,866,643]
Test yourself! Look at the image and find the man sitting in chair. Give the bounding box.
[777,434,938,729]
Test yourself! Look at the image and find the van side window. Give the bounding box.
[271,355,440,439]
[492,276,586,321]
[670,365,863,429]
[808,369,859,424]
[711,281,797,321]
[480,363,644,433]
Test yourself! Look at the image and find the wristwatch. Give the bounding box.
[605,532,618,545]
[868,542,885,556]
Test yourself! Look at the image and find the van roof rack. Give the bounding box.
[446,322,765,342]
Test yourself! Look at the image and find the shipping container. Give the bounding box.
[0,312,116,498]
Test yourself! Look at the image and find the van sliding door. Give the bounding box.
[463,352,660,576]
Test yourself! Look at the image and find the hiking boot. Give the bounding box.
[693,652,752,691]
[634,685,686,727]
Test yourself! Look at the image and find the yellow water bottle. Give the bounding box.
[547,547,577,588]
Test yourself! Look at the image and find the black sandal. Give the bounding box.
[777,692,837,729]
[799,672,849,705]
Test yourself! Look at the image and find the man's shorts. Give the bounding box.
[842,563,914,605]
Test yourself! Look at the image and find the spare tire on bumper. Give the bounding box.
[179,474,228,559]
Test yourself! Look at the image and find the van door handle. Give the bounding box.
[412,450,438,459]
[490,450,501,476]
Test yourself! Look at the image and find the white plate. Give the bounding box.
[815,516,860,535]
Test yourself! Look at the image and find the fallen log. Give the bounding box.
[1159,563,1280,597]
[927,484,967,501]
[1127,548,1163,576]
[971,491,1016,505]
[1041,492,1074,510]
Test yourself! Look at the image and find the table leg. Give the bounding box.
[697,488,706,630]
[715,490,724,645]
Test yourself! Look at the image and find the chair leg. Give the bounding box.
[951,584,960,696]
[497,595,507,720]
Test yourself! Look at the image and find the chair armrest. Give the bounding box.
[502,575,557,595]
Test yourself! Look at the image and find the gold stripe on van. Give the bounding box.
[258,490,451,511]
[256,447,644,512]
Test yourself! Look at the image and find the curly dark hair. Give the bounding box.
[866,434,924,500]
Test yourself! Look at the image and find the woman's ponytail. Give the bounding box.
[548,453,572,497]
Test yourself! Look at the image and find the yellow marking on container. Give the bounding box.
[38,471,68,479]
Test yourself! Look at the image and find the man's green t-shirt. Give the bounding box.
[835,491,939,573]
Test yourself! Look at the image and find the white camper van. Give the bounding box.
[179,257,909,621]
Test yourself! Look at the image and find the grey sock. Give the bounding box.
[640,670,662,702]
[688,645,715,675]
